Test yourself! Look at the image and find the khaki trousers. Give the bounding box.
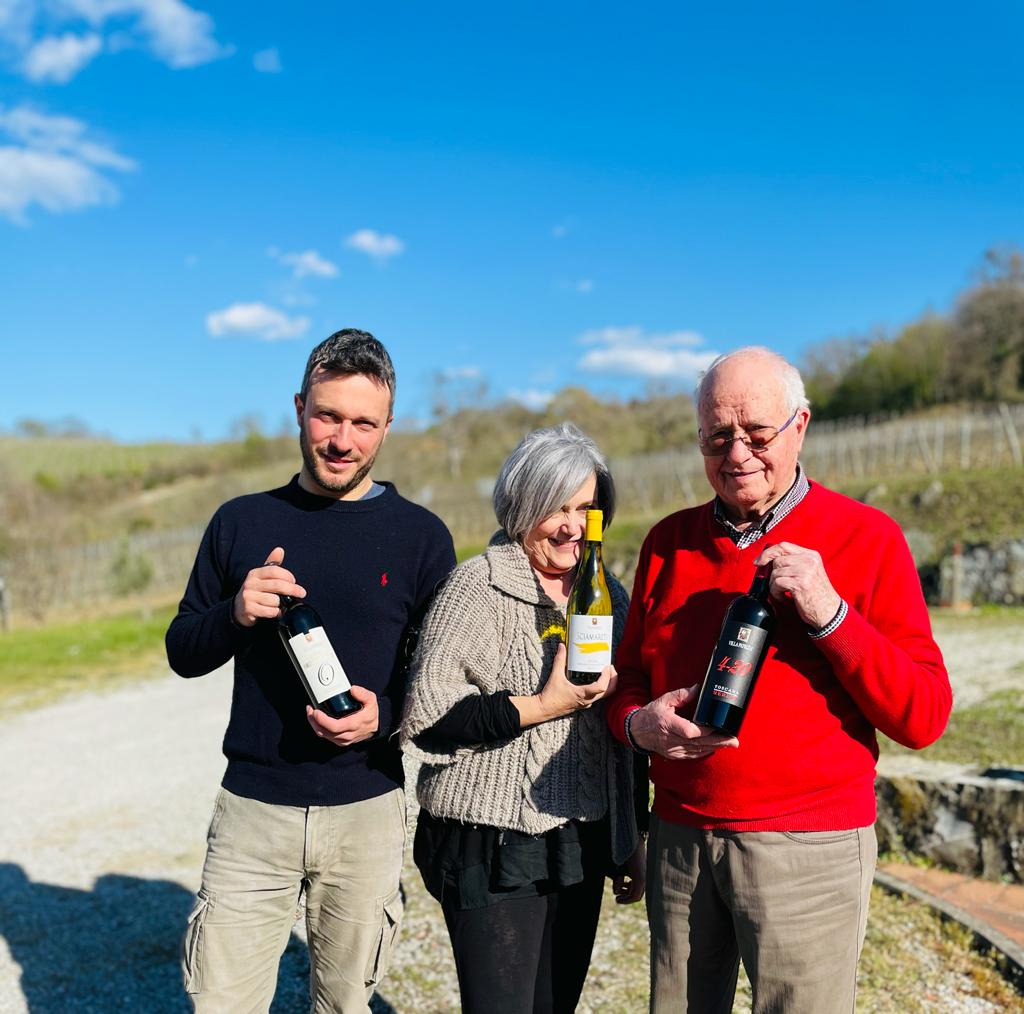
[182,787,406,1014]
[646,816,876,1014]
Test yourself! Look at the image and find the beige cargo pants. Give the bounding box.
[182,786,406,1013]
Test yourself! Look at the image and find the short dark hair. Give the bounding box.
[299,328,396,411]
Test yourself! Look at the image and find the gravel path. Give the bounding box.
[0,617,1019,1013]
[932,613,1024,709]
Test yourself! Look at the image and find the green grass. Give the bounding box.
[856,885,1023,1012]
[0,435,216,481]
[880,689,1024,766]
[933,602,1024,625]
[839,466,1024,555]
[455,541,486,563]
[0,604,177,711]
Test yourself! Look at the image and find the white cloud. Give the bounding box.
[0,2,34,53]
[345,228,405,262]
[440,365,481,381]
[206,302,309,341]
[22,31,102,82]
[578,326,705,348]
[577,325,718,380]
[0,1,230,82]
[252,46,281,72]
[79,0,229,68]
[275,286,316,308]
[272,248,338,279]
[0,103,135,223]
[507,388,554,411]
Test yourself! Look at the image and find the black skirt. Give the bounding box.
[414,810,612,911]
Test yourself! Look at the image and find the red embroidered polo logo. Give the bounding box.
[380,573,388,586]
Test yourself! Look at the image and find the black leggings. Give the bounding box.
[441,875,606,1014]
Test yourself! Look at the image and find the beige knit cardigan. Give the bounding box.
[400,531,638,866]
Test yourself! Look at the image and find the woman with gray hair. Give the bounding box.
[401,422,645,1014]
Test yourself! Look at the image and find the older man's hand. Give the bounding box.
[629,688,739,760]
[754,542,842,629]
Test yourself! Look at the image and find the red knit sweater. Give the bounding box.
[607,481,951,831]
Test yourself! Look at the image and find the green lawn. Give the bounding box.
[880,688,1024,766]
[0,604,177,711]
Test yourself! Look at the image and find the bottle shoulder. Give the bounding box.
[727,595,774,626]
[281,601,322,631]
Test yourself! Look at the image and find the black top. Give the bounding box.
[417,690,522,745]
[414,812,612,910]
[413,685,648,911]
[165,476,455,807]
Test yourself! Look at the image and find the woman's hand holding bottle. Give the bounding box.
[513,643,617,727]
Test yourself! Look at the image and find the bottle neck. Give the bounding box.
[748,566,771,600]
[279,594,296,610]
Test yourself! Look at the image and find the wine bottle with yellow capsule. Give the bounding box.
[565,509,613,686]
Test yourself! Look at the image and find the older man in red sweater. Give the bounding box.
[608,346,951,1014]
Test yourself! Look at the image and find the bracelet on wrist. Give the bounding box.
[808,598,848,640]
[624,707,650,755]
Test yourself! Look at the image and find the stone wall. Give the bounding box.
[938,539,1024,606]
[875,756,1024,883]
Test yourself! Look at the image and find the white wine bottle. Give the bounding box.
[565,509,613,686]
[278,595,362,718]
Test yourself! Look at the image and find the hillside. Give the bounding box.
[1,403,1023,623]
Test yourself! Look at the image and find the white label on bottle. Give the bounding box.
[288,627,353,704]
[567,614,613,673]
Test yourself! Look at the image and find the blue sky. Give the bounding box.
[1,2,1022,442]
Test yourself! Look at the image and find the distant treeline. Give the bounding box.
[802,247,1024,420]
[8,246,1024,483]
[413,384,699,481]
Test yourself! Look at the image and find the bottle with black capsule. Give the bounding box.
[277,594,362,718]
[693,565,775,735]
[565,509,614,686]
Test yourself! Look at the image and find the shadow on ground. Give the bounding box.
[0,864,398,1013]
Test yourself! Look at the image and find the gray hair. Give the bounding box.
[299,328,396,411]
[695,346,810,415]
[493,423,616,542]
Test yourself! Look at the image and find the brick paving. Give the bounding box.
[878,861,1024,954]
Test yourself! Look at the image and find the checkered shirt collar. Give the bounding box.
[712,464,810,549]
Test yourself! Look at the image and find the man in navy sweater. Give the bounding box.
[166,329,455,1012]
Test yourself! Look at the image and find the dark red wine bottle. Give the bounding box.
[693,567,775,735]
[277,595,362,718]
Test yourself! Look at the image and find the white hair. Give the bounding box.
[493,423,616,542]
[695,346,810,415]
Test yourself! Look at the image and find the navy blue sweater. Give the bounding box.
[166,477,455,807]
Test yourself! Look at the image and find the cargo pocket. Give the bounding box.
[363,887,403,988]
[182,888,214,995]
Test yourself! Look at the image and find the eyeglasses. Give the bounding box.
[697,409,799,457]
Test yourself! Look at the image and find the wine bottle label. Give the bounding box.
[288,627,353,704]
[706,620,768,707]
[567,614,613,673]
